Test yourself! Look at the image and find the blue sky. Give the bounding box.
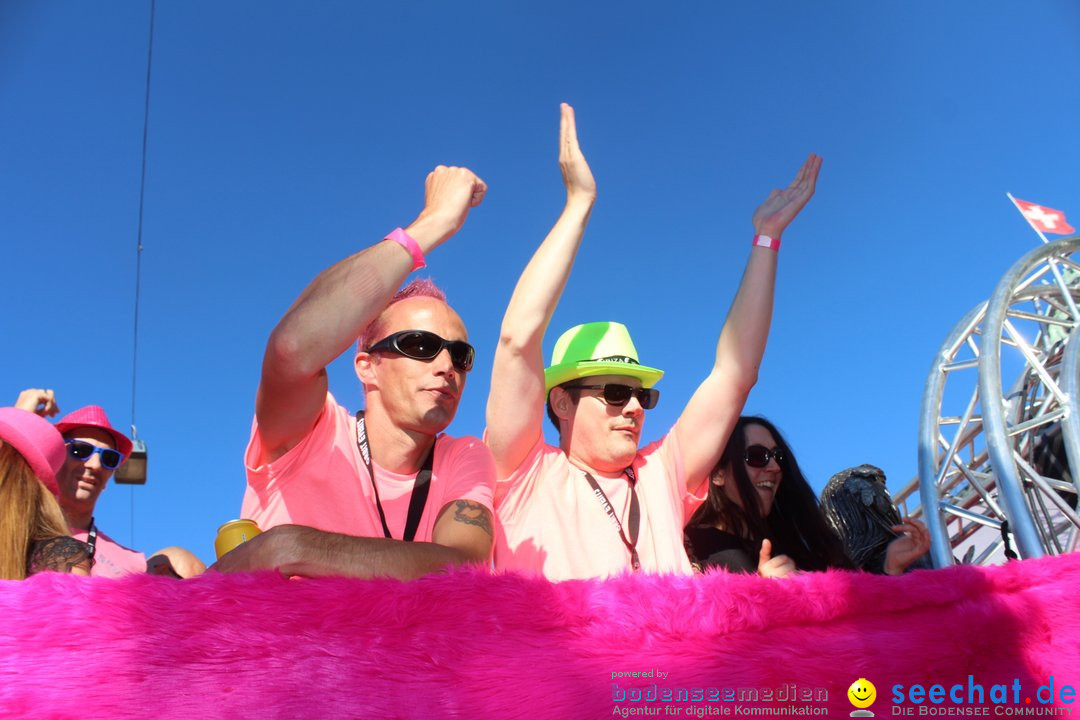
[3,1,1079,564]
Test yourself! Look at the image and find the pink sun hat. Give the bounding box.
[0,407,66,496]
[54,405,133,460]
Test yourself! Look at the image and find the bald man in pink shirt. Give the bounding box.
[215,165,496,580]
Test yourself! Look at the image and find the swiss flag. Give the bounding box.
[1014,198,1075,235]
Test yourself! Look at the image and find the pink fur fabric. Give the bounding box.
[1,554,1078,719]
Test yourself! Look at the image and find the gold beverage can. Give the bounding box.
[215,519,262,559]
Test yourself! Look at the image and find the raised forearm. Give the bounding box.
[497,103,595,351]
[486,105,595,471]
[713,246,777,388]
[265,166,484,383]
[673,155,820,485]
[499,197,593,348]
[714,151,821,381]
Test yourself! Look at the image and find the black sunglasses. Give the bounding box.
[367,330,475,372]
[65,440,124,470]
[744,444,784,468]
[562,383,659,410]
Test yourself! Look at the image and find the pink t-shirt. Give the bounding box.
[71,527,147,578]
[243,393,496,543]
[493,431,705,581]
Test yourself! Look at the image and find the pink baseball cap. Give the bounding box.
[54,405,133,460]
[0,407,66,496]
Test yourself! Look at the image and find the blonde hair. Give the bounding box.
[0,443,72,580]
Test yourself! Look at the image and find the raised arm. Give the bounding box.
[256,167,487,462]
[674,154,822,491]
[209,499,493,580]
[486,103,596,477]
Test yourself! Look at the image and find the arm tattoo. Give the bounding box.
[27,536,93,576]
[452,500,493,537]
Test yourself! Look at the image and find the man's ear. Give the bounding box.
[355,352,378,386]
[550,386,575,421]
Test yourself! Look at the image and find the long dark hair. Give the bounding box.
[687,416,853,571]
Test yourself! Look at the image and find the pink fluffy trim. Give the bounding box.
[1,554,1078,718]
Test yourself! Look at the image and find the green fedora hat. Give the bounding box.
[544,322,664,392]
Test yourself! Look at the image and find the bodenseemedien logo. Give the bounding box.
[849,679,877,717]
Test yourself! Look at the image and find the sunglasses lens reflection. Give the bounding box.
[602,385,633,405]
[397,332,439,359]
[745,445,781,468]
[639,389,659,410]
[67,442,93,460]
[448,344,474,372]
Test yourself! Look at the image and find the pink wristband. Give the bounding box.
[753,234,781,252]
[385,227,426,271]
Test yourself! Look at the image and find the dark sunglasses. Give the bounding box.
[65,440,124,470]
[367,330,475,372]
[744,444,784,468]
[562,383,659,410]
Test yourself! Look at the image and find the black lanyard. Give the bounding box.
[355,411,434,542]
[583,467,641,571]
[85,518,98,560]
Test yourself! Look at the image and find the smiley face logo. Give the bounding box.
[848,678,876,709]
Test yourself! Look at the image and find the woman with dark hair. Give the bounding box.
[684,416,928,578]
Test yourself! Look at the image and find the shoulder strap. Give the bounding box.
[582,468,641,571]
[355,411,435,542]
[86,518,98,560]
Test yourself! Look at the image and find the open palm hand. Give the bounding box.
[752,153,822,239]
